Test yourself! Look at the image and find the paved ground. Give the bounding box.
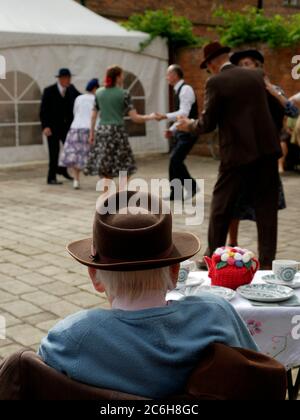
[0,154,299,397]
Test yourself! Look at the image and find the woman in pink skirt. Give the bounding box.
[60,79,100,189]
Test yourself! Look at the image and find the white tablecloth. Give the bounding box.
[189,271,300,370]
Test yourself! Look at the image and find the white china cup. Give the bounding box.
[272,260,299,283]
[178,260,197,283]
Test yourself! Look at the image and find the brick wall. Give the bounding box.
[78,0,300,31]
[176,44,300,108]
[175,43,300,155]
[77,0,300,155]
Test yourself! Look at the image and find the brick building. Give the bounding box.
[77,0,300,148]
[77,1,300,37]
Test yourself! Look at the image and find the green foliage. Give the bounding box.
[214,6,300,49]
[122,9,205,49]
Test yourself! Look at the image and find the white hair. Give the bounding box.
[95,266,174,301]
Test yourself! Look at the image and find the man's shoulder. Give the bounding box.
[181,294,234,314]
[180,83,195,95]
[44,83,57,93]
[69,84,81,96]
[49,308,111,338]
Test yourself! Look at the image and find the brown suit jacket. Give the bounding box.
[192,64,283,170]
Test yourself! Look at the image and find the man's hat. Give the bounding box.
[230,49,265,66]
[67,191,201,271]
[200,41,231,69]
[56,68,73,78]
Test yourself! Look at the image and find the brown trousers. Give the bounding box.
[207,155,279,268]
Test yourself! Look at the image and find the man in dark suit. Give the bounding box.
[177,42,283,269]
[40,68,81,185]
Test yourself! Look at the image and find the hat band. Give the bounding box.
[91,243,174,264]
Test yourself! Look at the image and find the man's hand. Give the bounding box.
[155,113,167,121]
[176,116,192,132]
[146,112,157,121]
[164,130,173,139]
[43,127,52,137]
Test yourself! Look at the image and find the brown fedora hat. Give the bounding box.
[200,41,231,69]
[67,191,201,271]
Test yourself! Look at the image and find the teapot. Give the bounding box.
[204,247,260,290]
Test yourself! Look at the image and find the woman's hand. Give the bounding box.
[89,133,94,145]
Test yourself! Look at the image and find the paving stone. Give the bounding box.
[0,312,21,327]
[0,263,29,277]
[0,344,25,360]
[53,272,88,286]
[0,290,15,304]
[24,312,58,327]
[0,279,36,295]
[36,265,64,277]
[22,291,60,306]
[0,301,42,318]
[38,281,79,297]
[19,259,49,270]
[41,300,82,318]
[6,324,45,346]
[64,292,101,309]
[36,318,61,332]
[0,338,12,347]
[16,272,53,286]
[78,283,100,296]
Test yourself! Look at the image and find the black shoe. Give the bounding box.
[61,172,73,181]
[47,180,63,185]
[57,169,73,181]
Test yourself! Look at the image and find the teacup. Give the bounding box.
[272,260,299,283]
[178,260,197,283]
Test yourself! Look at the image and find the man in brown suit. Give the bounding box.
[177,42,283,269]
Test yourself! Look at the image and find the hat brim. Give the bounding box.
[200,46,231,69]
[230,50,264,66]
[67,232,201,271]
[55,74,74,77]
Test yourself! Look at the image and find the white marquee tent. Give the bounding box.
[0,0,169,165]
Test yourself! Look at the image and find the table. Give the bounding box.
[187,270,300,399]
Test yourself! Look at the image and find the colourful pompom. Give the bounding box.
[235,260,244,268]
[242,253,251,263]
[228,257,235,266]
[234,253,243,261]
[221,253,229,262]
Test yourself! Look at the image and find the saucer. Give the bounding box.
[262,274,300,289]
[187,285,236,302]
[166,290,185,301]
[237,284,294,303]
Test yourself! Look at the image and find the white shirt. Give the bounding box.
[291,92,300,103]
[166,80,196,132]
[220,62,232,71]
[71,93,95,130]
[57,81,66,97]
